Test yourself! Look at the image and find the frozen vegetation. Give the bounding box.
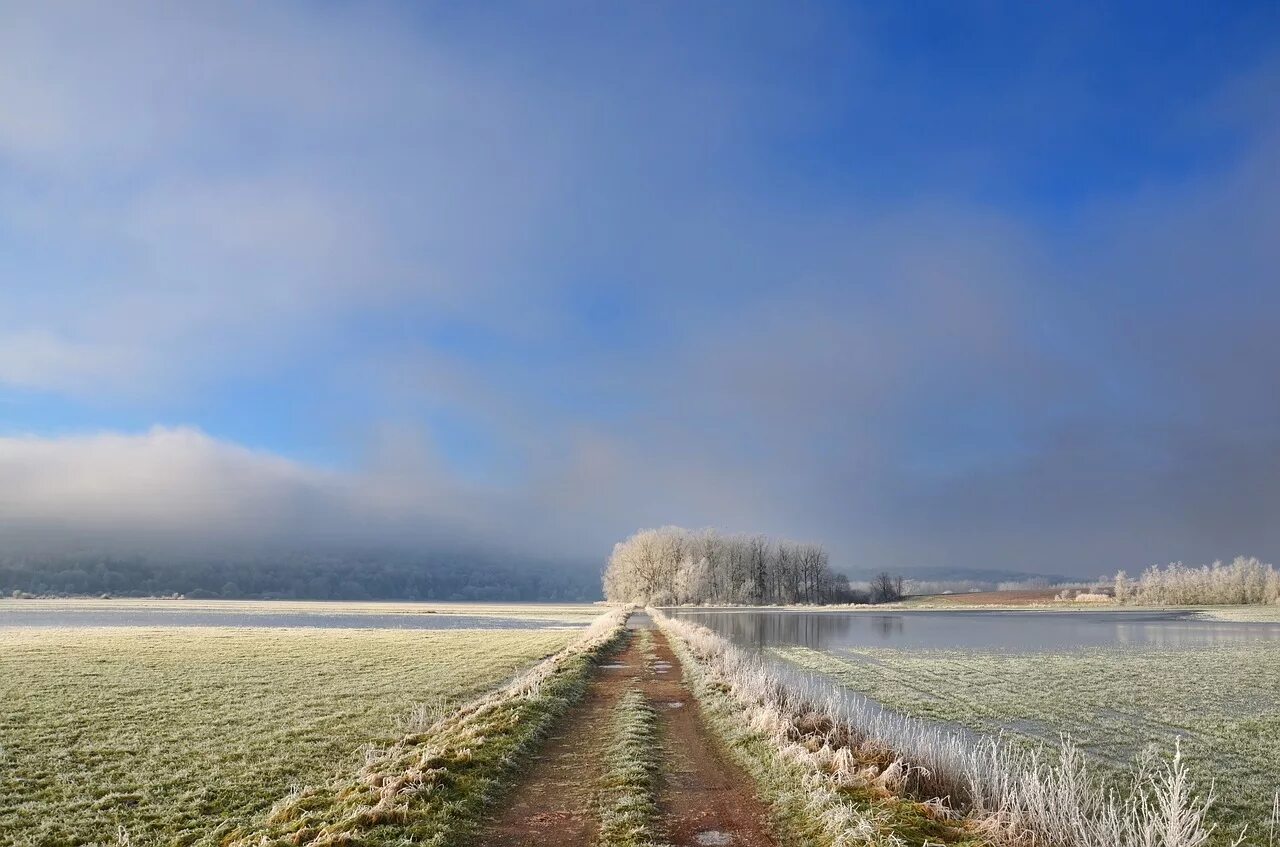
[653,610,981,846]
[1115,557,1280,606]
[776,641,1280,843]
[603,526,845,605]
[655,609,1244,847]
[598,655,669,847]
[224,606,629,846]
[0,623,578,845]
[1194,605,1280,623]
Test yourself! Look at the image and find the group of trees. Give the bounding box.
[1114,556,1280,605]
[602,526,854,605]
[0,550,599,601]
[869,571,906,604]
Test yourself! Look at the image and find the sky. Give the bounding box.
[2,1,1279,577]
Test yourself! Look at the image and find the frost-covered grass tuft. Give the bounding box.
[653,609,1234,847]
[778,641,1280,841]
[598,681,669,847]
[1269,792,1278,847]
[652,609,981,846]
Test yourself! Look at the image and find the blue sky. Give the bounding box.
[2,1,1279,575]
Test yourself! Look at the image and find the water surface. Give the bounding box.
[0,606,583,631]
[665,608,1280,652]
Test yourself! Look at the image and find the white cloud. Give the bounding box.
[0,331,144,394]
[0,427,333,546]
[2,4,1279,577]
[0,2,583,396]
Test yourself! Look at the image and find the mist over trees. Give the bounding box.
[1113,556,1279,606]
[602,526,850,605]
[0,550,599,602]
[869,571,905,604]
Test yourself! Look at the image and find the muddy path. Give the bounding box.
[480,623,643,847]
[478,614,777,847]
[644,622,777,847]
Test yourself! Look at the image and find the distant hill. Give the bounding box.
[0,549,602,602]
[839,565,1080,589]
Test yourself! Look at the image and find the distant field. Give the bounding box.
[901,589,1063,606]
[899,595,1280,619]
[1193,605,1280,623]
[776,640,1280,842]
[0,623,577,846]
[0,597,603,622]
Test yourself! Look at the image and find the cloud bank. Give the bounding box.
[2,3,1279,577]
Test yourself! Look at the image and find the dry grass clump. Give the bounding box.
[223,607,630,847]
[652,609,1231,847]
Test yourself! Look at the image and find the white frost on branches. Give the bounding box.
[1114,557,1279,606]
[602,526,840,605]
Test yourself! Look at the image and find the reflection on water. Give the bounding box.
[666,608,1280,652]
[0,608,583,631]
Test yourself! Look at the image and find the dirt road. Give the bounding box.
[480,613,777,846]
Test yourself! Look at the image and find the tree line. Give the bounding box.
[602,526,857,605]
[1,550,599,602]
[1114,556,1279,606]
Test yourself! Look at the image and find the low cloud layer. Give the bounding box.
[2,4,1279,577]
[0,428,344,553]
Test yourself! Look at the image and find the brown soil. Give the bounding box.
[645,622,777,847]
[479,615,777,847]
[479,629,641,847]
[909,588,1064,605]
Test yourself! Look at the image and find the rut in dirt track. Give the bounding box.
[479,614,777,847]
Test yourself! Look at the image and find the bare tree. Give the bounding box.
[748,535,769,604]
[870,571,904,604]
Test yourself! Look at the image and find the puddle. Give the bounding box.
[694,831,732,846]
[665,701,684,709]
[600,663,628,669]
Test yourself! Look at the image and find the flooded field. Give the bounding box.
[0,599,594,630]
[666,607,1280,842]
[665,607,1280,651]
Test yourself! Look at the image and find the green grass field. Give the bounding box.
[0,624,577,846]
[775,641,1280,842]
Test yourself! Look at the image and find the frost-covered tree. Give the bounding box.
[1114,570,1133,603]
[1114,557,1279,606]
[602,526,843,605]
[673,556,712,604]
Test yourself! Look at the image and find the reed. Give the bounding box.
[652,609,1231,847]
